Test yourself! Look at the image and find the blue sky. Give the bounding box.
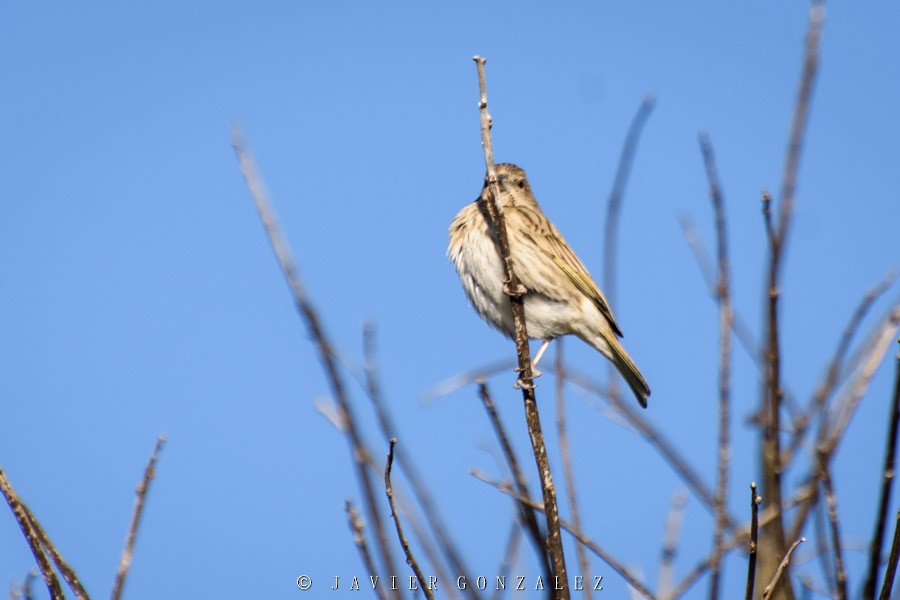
[2,2,899,598]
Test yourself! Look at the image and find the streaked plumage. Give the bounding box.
[448,163,651,407]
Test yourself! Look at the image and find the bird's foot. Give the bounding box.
[503,281,527,297]
[513,366,540,390]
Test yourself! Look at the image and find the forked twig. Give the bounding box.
[111,435,167,600]
[385,439,434,600]
[784,271,896,468]
[473,55,569,597]
[758,6,824,594]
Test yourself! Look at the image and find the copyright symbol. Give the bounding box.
[296,575,312,590]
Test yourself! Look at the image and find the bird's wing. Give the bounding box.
[535,225,625,338]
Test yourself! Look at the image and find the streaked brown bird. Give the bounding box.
[448,163,651,407]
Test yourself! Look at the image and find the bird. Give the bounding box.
[448,163,651,407]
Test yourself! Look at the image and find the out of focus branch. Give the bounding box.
[603,94,655,399]
[864,341,900,599]
[471,471,655,600]
[231,127,399,587]
[698,132,732,600]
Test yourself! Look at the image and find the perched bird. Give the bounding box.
[448,163,651,407]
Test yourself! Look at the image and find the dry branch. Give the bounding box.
[698,132,732,600]
[477,378,551,576]
[745,483,761,600]
[472,55,569,598]
[471,471,655,600]
[111,435,166,600]
[0,468,65,600]
[231,127,399,585]
[384,439,434,600]
[880,510,900,600]
[865,341,900,599]
[362,324,475,597]
[554,342,591,599]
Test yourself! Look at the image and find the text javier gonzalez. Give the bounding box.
[295,575,604,592]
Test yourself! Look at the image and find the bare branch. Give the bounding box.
[477,378,551,576]
[784,271,896,468]
[745,483,761,600]
[603,94,656,399]
[231,126,399,584]
[658,491,687,598]
[865,341,900,599]
[473,55,569,597]
[554,342,591,599]
[345,500,389,600]
[384,439,434,600]
[0,468,64,600]
[493,522,523,600]
[879,510,900,600]
[698,132,732,600]
[362,323,476,597]
[471,470,655,600]
[111,435,166,600]
[564,367,739,531]
[817,451,847,600]
[761,537,806,600]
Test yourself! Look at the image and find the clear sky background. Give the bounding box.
[2,2,899,598]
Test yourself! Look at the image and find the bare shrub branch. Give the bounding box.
[231,126,399,584]
[111,435,167,600]
[472,55,569,597]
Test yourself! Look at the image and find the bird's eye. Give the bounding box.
[517,180,525,189]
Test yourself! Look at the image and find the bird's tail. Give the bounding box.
[607,337,651,408]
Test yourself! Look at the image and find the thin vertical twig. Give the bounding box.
[699,133,732,600]
[345,500,389,600]
[865,342,900,599]
[658,491,688,598]
[385,439,435,600]
[745,483,761,600]
[231,127,399,587]
[879,510,900,600]
[817,452,848,600]
[493,522,523,600]
[473,55,569,598]
[603,94,656,399]
[554,341,592,599]
[362,324,477,598]
[111,435,166,600]
[477,378,551,577]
